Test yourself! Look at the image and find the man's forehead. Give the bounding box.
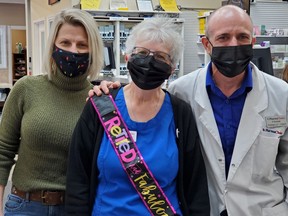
[208,17,252,35]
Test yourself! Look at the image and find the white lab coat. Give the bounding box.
[169,63,288,216]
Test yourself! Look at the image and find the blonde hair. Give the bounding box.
[282,64,288,83]
[43,8,103,80]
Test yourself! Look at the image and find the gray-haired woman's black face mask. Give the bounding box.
[209,42,253,78]
[127,54,172,90]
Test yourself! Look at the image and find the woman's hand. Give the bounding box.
[88,80,121,99]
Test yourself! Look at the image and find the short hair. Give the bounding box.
[125,16,183,66]
[205,5,253,38]
[43,8,103,80]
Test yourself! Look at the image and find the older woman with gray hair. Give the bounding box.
[65,17,210,216]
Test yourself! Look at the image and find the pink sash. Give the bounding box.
[90,94,178,216]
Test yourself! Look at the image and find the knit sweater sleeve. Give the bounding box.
[0,77,27,185]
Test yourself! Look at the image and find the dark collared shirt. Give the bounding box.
[206,62,253,177]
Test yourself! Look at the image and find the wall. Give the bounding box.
[12,30,26,53]
[30,0,71,21]
[29,0,72,75]
[250,2,288,29]
[0,3,25,86]
[0,3,25,25]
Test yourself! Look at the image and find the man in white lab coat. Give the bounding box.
[169,5,288,216]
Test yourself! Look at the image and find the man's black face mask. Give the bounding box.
[208,39,253,77]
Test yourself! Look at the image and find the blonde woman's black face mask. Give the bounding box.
[52,46,89,78]
[127,54,171,90]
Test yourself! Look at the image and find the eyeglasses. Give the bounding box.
[132,47,172,64]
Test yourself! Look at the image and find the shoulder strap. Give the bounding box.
[90,94,178,216]
[109,87,120,99]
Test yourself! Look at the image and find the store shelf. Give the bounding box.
[255,36,288,45]
[13,52,27,84]
[0,88,10,113]
[85,9,181,17]
[255,36,288,78]
[88,11,185,78]
[196,11,213,68]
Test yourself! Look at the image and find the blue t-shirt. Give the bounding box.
[92,88,182,216]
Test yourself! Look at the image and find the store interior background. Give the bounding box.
[0,0,288,203]
[0,0,288,87]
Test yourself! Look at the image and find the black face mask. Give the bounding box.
[52,46,90,78]
[210,44,253,78]
[127,54,172,90]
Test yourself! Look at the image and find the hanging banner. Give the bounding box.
[159,0,179,12]
[80,0,101,10]
[137,0,153,12]
[110,0,128,10]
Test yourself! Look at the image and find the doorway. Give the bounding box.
[33,20,45,76]
[7,26,26,85]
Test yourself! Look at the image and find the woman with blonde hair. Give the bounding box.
[0,8,103,216]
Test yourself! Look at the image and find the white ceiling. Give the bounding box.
[0,0,25,4]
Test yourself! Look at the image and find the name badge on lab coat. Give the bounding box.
[265,116,287,128]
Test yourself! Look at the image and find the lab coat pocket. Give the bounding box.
[262,201,288,216]
[252,133,280,178]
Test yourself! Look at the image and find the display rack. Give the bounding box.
[85,10,184,80]
[12,51,27,84]
[255,36,288,78]
[196,11,212,68]
[0,87,10,121]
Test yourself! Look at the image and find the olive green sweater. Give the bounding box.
[0,71,92,191]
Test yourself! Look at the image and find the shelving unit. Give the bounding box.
[0,87,11,121]
[86,10,184,79]
[12,51,27,84]
[196,11,212,68]
[255,36,288,78]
